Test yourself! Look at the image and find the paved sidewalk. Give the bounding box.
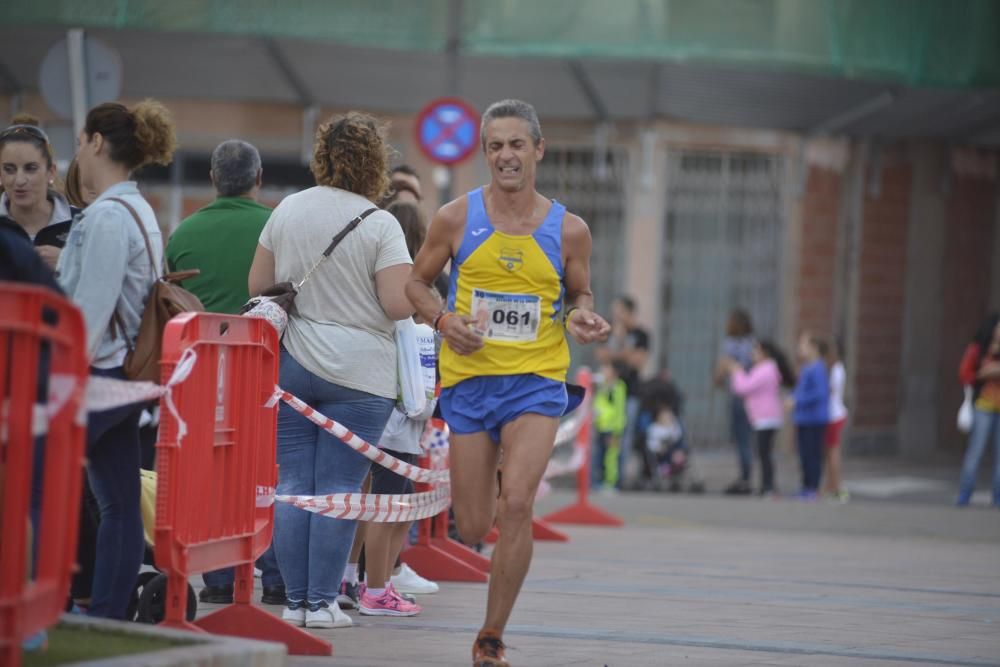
[198,489,1000,666]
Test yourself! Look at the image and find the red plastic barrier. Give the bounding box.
[155,312,330,656]
[0,284,88,667]
[401,434,490,582]
[483,515,569,544]
[543,367,624,527]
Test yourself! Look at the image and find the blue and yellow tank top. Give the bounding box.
[440,187,570,388]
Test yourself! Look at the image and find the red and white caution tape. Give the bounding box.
[554,409,586,448]
[275,484,451,523]
[543,442,587,480]
[269,387,450,485]
[6,349,198,441]
[256,484,276,508]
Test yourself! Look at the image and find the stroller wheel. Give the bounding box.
[136,574,198,623]
[128,572,161,621]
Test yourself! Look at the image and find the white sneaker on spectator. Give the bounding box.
[282,600,306,627]
[305,600,352,629]
[390,563,439,595]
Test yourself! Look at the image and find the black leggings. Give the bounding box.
[756,429,777,492]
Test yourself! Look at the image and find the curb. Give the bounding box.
[53,613,287,667]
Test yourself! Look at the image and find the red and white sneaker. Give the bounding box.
[358,583,422,617]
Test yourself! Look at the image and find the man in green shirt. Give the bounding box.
[166,139,271,314]
[165,139,285,606]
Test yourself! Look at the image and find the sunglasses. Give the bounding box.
[0,124,51,144]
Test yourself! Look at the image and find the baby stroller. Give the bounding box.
[129,468,198,623]
[627,371,706,493]
[642,409,703,493]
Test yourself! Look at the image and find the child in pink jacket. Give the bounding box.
[727,340,796,495]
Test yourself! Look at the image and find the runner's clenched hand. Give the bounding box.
[440,314,486,355]
[566,307,610,345]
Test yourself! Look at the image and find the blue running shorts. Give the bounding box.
[440,374,569,443]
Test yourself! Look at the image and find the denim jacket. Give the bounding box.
[56,182,162,367]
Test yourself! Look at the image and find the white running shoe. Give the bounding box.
[390,563,439,595]
[305,600,353,629]
[282,600,306,627]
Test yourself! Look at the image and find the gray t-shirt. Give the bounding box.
[259,186,412,399]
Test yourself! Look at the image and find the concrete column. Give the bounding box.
[621,124,667,373]
[839,141,867,453]
[779,141,803,351]
[897,143,948,457]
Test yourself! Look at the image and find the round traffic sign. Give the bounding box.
[415,98,479,165]
[39,35,122,120]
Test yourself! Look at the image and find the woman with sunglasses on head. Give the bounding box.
[0,113,80,270]
[57,98,176,620]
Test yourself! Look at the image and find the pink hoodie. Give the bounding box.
[730,359,784,429]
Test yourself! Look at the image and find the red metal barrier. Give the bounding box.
[401,432,490,582]
[543,367,624,527]
[0,284,88,667]
[155,312,330,656]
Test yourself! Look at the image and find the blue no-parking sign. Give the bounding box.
[415,97,479,165]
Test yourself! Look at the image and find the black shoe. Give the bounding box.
[261,585,287,606]
[336,581,359,610]
[198,584,234,604]
[724,479,752,495]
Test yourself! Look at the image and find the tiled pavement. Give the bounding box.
[194,479,999,667]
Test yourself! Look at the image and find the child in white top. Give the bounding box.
[822,340,849,502]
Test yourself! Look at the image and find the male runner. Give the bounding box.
[405,99,610,666]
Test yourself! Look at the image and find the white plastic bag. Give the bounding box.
[395,318,427,418]
[957,385,974,434]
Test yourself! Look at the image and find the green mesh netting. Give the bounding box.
[7,0,452,51]
[7,0,1000,88]
[461,0,1000,87]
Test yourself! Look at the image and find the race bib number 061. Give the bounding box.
[470,289,541,342]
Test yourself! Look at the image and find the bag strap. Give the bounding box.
[107,197,158,348]
[296,207,378,289]
[108,197,159,280]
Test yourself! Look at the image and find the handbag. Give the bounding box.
[241,207,377,335]
[957,385,974,434]
[109,198,205,383]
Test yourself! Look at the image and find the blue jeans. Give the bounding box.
[797,424,825,492]
[591,431,618,488]
[30,435,45,571]
[617,396,641,489]
[957,408,1000,506]
[85,366,144,619]
[731,396,753,482]
[273,349,393,605]
[202,544,283,588]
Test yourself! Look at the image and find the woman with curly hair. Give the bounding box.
[57,98,176,619]
[249,111,414,629]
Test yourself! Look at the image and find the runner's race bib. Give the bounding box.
[470,288,541,342]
